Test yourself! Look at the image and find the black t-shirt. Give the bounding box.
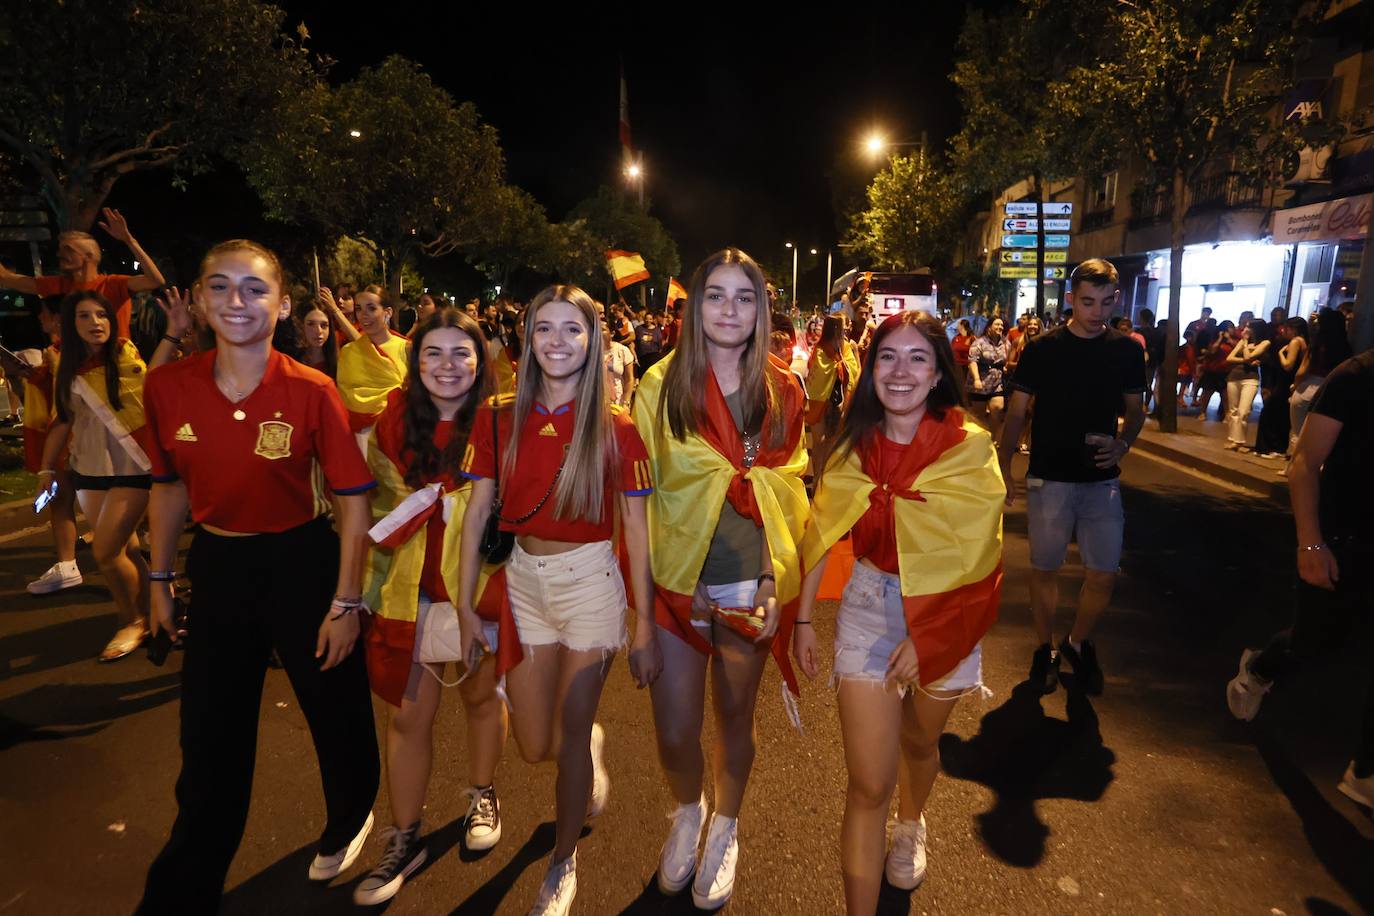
[1310,350,1374,539]
[635,324,663,363]
[1011,325,1148,482]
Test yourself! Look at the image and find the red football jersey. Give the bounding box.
[461,400,651,543]
[144,349,375,532]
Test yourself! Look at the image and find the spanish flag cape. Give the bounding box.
[804,339,861,424]
[632,351,811,703]
[338,332,409,432]
[361,389,513,707]
[65,339,153,468]
[491,343,517,398]
[21,344,59,472]
[803,408,1004,686]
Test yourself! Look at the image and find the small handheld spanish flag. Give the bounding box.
[666,277,688,305]
[606,249,650,291]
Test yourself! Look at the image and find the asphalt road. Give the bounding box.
[2,453,1372,915]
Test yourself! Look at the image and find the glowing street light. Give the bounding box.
[626,163,642,179]
[349,129,363,139]
[864,133,885,156]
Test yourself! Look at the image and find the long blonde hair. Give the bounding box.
[659,248,784,446]
[504,284,616,524]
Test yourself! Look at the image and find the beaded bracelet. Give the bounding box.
[148,571,177,582]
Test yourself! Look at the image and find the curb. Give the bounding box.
[1130,434,1289,501]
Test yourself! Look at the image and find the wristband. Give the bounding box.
[757,572,776,586]
[148,570,177,582]
[1298,543,1327,553]
[162,334,182,347]
[794,620,813,626]
[38,469,56,477]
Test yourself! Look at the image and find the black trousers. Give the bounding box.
[1250,538,1374,775]
[137,517,379,914]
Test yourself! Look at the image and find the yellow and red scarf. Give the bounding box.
[362,390,512,707]
[21,344,59,472]
[632,352,811,700]
[338,333,409,432]
[804,339,861,424]
[803,409,1004,686]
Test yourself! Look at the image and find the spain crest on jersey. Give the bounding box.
[254,420,294,460]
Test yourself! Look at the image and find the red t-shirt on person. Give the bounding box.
[419,419,455,603]
[143,348,375,532]
[460,400,651,543]
[34,274,133,340]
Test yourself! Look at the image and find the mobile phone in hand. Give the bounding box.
[147,628,174,666]
[33,479,57,514]
[465,637,487,673]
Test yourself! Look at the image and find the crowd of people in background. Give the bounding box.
[0,219,1370,916]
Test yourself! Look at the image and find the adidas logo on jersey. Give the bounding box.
[539,422,558,437]
[174,423,197,442]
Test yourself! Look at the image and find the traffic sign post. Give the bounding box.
[1006,201,1073,216]
[1002,234,1070,249]
[999,266,1068,280]
[1000,250,1067,264]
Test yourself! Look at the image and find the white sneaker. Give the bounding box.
[586,723,609,819]
[27,560,82,595]
[527,850,576,916]
[309,811,374,881]
[657,795,706,895]
[1338,762,1374,810]
[885,815,927,890]
[692,814,738,910]
[1226,648,1271,722]
[463,785,502,851]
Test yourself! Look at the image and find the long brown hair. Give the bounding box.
[55,291,122,422]
[402,309,489,489]
[818,310,966,484]
[505,284,616,524]
[658,247,785,447]
[817,313,846,359]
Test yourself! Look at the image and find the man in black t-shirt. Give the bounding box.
[999,258,1148,695]
[1227,350,1374,810]
[634,311,664,377]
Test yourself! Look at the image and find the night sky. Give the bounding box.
[95,5,989,300]
[282,5,973,285]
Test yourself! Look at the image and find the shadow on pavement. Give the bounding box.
[220,841,354,915]
[1254,732,1374,914]
[940,681,1115,867]
[0,613,121,680]
[0,671,180,749]
[619,876,708,914]
[448,821,560,914]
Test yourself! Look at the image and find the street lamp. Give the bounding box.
[862,129,927,167]
[349,129,362,139]
[624,159,645,208]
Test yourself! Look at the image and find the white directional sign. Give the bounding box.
[1002,218,1073,232]
[1005,201,1074,216]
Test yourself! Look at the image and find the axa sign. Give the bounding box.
[1284,79,1330,123]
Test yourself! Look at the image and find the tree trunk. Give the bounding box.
[1158,167,1187,434]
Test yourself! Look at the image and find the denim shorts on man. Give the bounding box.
[1026,477,1124,573]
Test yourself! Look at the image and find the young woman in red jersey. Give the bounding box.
[136,240,379,914]
[458,284,661,916]
[353,309,509,905]
[796,311,1004,915]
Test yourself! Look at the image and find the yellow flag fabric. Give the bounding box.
[804,339,861,405]
[632,352,811,619]
[338,334,409,430]
[22,346,59,472]
[606,249,651,291]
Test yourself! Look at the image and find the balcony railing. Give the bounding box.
[1129,172,1266,227]
[1080,208,1116,232]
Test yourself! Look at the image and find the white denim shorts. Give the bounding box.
[833,560,983,697]
[688,580,758,644]
[505,540,627,652]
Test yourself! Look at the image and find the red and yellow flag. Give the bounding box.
[338,333,409,432]
[802,409,1004,686]
[633,352,811,704]
[606,249,650,291]
[666,277,688,305]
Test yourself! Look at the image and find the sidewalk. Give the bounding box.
[1132,405,1290,500]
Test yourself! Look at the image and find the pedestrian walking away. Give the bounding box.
[353,309,511,906]
[797,310,1003,915]
[999,258,1147,696]
[134,240,381,914]
[457,283,661,916]
[632,248,811,911]
[1227,347,1374,810]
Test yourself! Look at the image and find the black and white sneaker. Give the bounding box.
[1058,638,1104,695]
[464,785,502,851]
[1028,643,1059,695]
[353,822,427,906]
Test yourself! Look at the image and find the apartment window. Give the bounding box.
[1091,172,1118,210]
[1302,244,1336,284]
